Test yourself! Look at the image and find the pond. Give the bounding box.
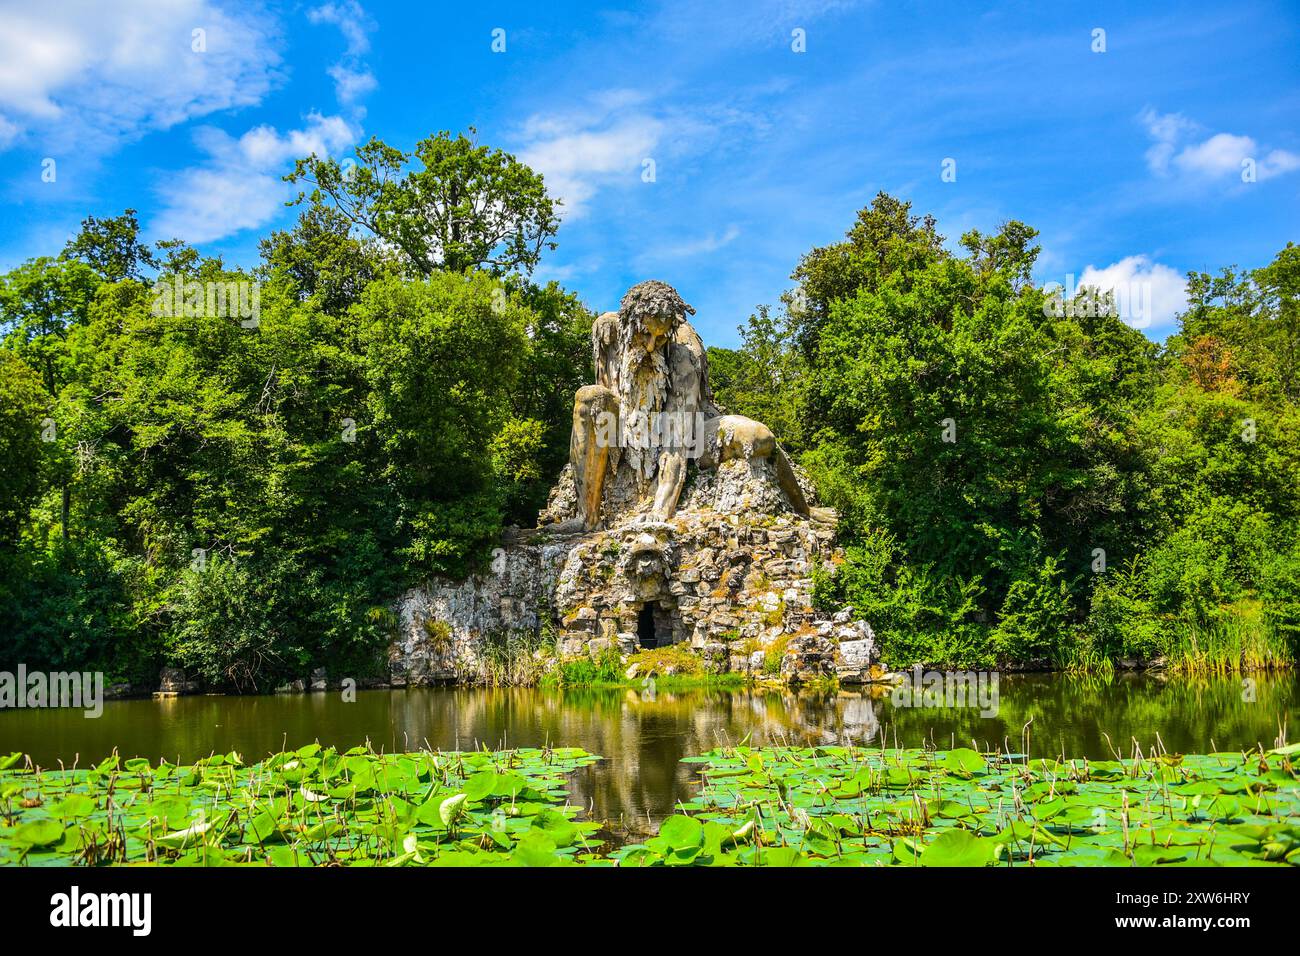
[0,673,1294,841]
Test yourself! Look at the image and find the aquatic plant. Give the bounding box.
[3,741,1296,867]
[0,745,604,867]
[616,742,1300,866]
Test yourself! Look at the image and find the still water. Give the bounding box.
[1,674,1294,836]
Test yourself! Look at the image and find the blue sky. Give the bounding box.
[1,0,1297,345]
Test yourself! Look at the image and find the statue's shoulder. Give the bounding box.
[593,310,620,343]
[671,319,705,353]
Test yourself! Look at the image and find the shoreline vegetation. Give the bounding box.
[95,642,1297,702]
[1,129,1298,694]
[1,742,1295,867]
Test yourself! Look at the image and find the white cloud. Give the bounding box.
[1258,149,1300,180]
[1140,107,1299,183]
[308,1,374,56]
[0,0,282,153]
[153,112,357,244]
[515,94,665,220]
[1173,132,1256,177]
[232,114,356,168]
[1076,255,1187,332]
[146,0,375,246]
[152,167,287,245]
[328,64,378,104]
[309,1,377,109]
[0,115,19,150]
[1139,108,1197,175]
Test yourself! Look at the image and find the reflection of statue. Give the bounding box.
[568,280,808,530]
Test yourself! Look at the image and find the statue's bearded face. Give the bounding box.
[635,311,674,354]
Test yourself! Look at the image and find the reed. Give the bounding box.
[1163,600,1293,675]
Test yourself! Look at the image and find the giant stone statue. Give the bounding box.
[391,280,879,689]
[561,280,808,530]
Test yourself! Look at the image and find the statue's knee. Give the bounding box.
[574,384,617,417]
[715,415,775,463]
[573,385,619,444]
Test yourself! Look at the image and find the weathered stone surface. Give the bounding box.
[838,638,875,669]
[387,281,876,686]
[781,632,837,682]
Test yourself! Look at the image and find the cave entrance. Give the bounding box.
[636,602,677,649]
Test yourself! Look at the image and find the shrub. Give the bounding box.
[992,556,1075,663]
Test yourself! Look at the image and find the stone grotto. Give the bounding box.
[388,280,880,686]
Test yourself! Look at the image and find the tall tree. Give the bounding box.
[61,208,158,282]
[285,129,560,278]
[0,351,49,545]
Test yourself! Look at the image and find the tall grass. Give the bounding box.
[1058,641,1116,679]
[1163,599,1293,675]
[455,628,556,687]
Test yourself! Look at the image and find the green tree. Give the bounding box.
[61,208,158,282]
[357,271,532,574]
[791,191,947,361]
[707,303,809,454]
[258,204,388,314]
[0,351,49,544]
[285,129,559,277]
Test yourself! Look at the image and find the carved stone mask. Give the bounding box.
[622,531,675,598]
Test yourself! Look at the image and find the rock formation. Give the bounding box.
[389,281,877,685]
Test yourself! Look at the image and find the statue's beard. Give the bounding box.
[616,344,671,484]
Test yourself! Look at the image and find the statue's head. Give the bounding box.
[619,281,694,356]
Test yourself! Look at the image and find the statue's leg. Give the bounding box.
[700,414,808,516]
[773,445,809,517]
[651,450,687,521]
[571,385,619,530]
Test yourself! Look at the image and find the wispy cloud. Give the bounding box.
[309,0,377,111]
[651,0,870,48]
[516,95,664,220]
[308,0,374,56]
[642,225,742,263]
[152,1,378,246]
[328,64,378,105]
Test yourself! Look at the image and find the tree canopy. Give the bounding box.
[0,131,588,689]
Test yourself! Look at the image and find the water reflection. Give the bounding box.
[0,674,1294,831]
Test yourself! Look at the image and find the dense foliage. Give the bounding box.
[714,194,1300,670]
[3,143,1295,684]
[0,138,591,689]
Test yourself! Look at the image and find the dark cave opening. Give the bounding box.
[635,602,680,649]
[637,604,658,649]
